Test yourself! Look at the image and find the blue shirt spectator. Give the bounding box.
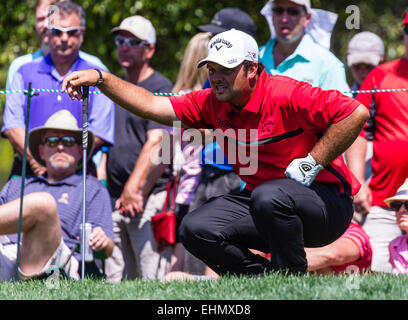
[3,54,114,145]
[259,33,350,92]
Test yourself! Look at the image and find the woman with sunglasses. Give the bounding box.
[384,179,408,274]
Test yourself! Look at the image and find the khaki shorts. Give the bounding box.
[0,236,79,281]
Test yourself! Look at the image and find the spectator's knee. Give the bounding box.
[25,192,58,224]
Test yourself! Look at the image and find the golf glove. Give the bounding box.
[285,153,324,187]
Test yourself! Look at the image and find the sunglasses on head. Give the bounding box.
[389,201,408,211]
[272,6,303,16]
[51,26,83,37]
[43,136,79,148]
[114,35,148,48]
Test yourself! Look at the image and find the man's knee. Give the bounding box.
[179,211,215,250]
[25,192,58,223]
[250,179,293,218]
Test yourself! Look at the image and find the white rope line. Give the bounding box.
[1,88,408,95]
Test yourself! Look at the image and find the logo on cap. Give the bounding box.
[210,38,233,49]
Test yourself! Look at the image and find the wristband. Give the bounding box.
[94,69,103,86]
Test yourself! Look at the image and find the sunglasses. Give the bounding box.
[115,35,148,48]
[272,6,303,16]
[404,26,408,36]
[43,136,79,148]
[389,201,408,211]
[51,26,83,37]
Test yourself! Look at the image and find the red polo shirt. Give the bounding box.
[169,70,361,195]
[356,59,408,206]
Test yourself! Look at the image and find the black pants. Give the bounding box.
[179,178,353,276]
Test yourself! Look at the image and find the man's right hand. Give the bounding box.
[61,69,101,100]
[353,182,372,214]
[115,185,145,218]
[29,158,46,176]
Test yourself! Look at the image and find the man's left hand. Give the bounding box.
[285,153,324,187]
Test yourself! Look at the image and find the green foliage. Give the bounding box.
[0,0,407,187]
[2,1,406,87]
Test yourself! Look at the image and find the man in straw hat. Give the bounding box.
[0,109,113,281]
[62,29,369,276]
[384,179,408,274]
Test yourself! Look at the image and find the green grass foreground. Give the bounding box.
[0,273,407,300]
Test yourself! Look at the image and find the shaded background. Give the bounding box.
[0,0,407,188]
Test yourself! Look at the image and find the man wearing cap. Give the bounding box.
[384,179,408,274]
[346,31,385,98]
[3,0,115,178]
[62,29,369,276]
[345,12,408,273]
[188,7,256,228]
[259,0,350,93]
[102,15,174,281]
[0,109,114,281]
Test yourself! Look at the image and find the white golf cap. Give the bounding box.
[111,15,156,44]
[197,29,258,69]
[269,0,311,13]
[347,31,384,67]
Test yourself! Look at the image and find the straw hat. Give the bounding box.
[28,109,94,167]
[384,179,408,206]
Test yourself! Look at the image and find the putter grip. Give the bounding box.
[82,86,89,149]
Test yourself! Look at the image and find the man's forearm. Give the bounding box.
[124,136,165,197]
[63,70,180,126]
[310,104,369,166]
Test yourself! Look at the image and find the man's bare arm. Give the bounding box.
[305,238,361,273]
[3,127,46,176]
[62,70,182,127]
[310,104,369,166]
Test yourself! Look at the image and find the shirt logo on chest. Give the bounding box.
[216,118,236,129]
[260,120,274,134]
[58,192,69,205]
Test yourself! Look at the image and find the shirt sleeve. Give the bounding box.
[169,89,213,129]
[319,63,351,95]
[340,222,372,264]
[2,70,26,133]
[88,92,115,145]
[288,80,361,133]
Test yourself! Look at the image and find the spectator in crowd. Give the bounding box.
[259,0,350,92]
[345,31,385,223]
[385,179,408,274]
[345,11,408,273]
[346,31,385,98]
[6,0,108,91]
[0,109,114,281]
[305,221,372,274]
[163,220,372,280]
[102,15,174,282]
[62,28,369,276]
[3,0,114,179]
[163,32,211,274]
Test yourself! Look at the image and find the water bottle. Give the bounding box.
[80,223,93,262]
